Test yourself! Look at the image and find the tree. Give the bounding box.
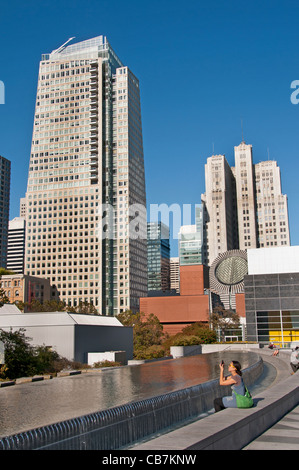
[0,328,39,379]
[0,268,15,306]
[180,322,217,343]
[68,301,98,314]
[210,306,241,342]
[0,328,86,380]
[0,268,16,276]
[117,310,168,358]
[0,288,9,306]
[161,322,217,352]
[25,299,68,312]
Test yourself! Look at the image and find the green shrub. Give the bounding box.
[171,335,201,346]
[134,345,166,360]
[93,360,122,368]
[181,324,217,344]
[0,328,89,379]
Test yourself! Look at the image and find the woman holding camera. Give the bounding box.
[214,360,245,412]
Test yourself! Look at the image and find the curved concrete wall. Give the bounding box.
[0,355,263,450]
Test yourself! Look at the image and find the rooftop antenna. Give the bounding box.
[267,147,270,160]
[241,118,245,143]
[212,142,215,155]
[52,37,75,55]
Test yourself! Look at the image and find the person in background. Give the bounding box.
[269,342,279,356]
[214,360,245,412]
[290,346,299,374]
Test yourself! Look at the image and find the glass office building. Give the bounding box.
[179,205,206,266]
[147,222,170,292]
[0,156,11,268]
[245,273,299,347]
[25,36,147,314]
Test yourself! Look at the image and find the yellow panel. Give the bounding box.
[269,330,299,347]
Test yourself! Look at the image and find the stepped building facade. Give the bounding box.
[24,36,147,314]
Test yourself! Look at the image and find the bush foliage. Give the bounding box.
[117,312,217,359]
[0,328,87,380]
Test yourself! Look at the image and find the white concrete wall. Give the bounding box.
[87,351,127,366]
[247,246,299,275]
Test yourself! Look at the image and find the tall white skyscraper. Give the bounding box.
[25,36,147,314]
[170,257,180,293]
[203,141,290,265]
[202,154,238,265]
[233,142,290,249]
[254,160,290,247]
[233,142,258,250]
[7,217,26,274]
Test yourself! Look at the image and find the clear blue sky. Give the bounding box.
[1,0,299,257]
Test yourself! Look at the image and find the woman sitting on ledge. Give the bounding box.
[214,361,245,412]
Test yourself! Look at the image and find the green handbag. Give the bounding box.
[233,386,254,408]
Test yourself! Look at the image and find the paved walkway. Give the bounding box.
[243,350,299,450]
[243,403,299,450]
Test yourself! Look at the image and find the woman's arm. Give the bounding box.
[219,364,238,386]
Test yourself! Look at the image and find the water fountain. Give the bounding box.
[0,351,263,450]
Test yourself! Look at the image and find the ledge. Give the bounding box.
[0,380,15,388]
[56,370,82,377]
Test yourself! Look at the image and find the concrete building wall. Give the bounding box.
[74,325,133,363]
[23,324,75,360]
[0,310,133,363]
[247,246,299,275]
[140,265,210,335]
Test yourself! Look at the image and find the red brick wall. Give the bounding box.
[235,293,246,317]
[180,265,209,296]
[140,294,209,334]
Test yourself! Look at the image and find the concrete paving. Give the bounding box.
[243,403,299,450]
[243,349,299,450]
[131,348,299,451]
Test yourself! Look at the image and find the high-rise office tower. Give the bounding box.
[147,222,170,292]
[25,36,147,314]
[233,141,290,249]
[7,217,26,274]
[203,142,290,265]
[0,156,11,268]
[254,160,290,247]
[170,257,180,293]
[179,204,208,266]
[233,142,258,250]
[202,155,238,265]
[19,197,27,218]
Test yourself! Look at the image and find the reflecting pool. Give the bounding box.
[0,351,258,438]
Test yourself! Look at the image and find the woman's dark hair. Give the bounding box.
[231,361,242,376]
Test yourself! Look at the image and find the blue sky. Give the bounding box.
[0,0,299,257]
